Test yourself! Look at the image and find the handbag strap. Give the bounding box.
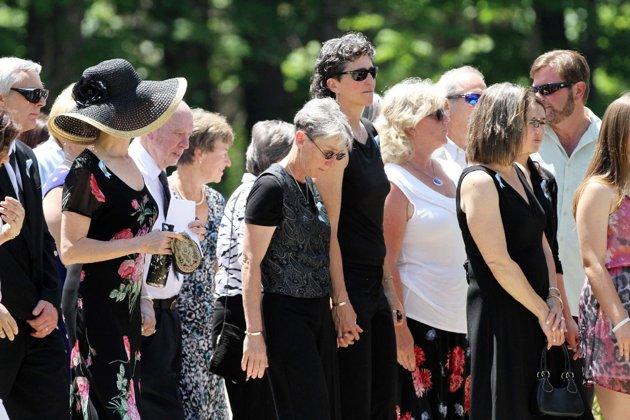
[539,343,574,378]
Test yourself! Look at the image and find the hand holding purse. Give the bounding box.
[532,344,585,417]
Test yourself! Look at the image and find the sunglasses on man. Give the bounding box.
[10,87,49,104]
[531,82,573,96]
[447,92,481,106]
[306,134,346,161]
[333,66,378,82]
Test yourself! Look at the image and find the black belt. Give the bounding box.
[153,296,178,310]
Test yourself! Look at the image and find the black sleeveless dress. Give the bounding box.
[456,165,550,419]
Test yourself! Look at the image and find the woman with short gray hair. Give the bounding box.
[212,119,294,419]
[241,97,351,419]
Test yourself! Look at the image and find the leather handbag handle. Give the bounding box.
[539,343,574,378]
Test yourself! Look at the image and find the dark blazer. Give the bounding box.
[0,140,59,320]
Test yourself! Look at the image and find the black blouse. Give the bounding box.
[338,119,390,267]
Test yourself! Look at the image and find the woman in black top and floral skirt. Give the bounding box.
[310,32,402,419]
[51,59,186,419]
[241,97,353,420]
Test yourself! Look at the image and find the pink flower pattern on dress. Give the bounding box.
[70,340,81,368]
[127,379,141,420]
[412,367,432,397]
[123,336,131,361]
[112,228,134,241]
[89,173,106,202]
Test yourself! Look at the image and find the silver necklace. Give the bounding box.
[408,159,443,187]
[285,164,309,202]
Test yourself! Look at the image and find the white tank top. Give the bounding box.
[385,161,468,333]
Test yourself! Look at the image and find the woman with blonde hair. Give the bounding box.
[574,93,630,418]
[457,83,565,419]
[379,78,470,419]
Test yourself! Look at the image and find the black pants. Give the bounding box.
[211,294,277,420]
[547,316,595,420]
[0,321,69,419]
[263,293,340,420]
[338,263,397,420]
[139,306,185,420]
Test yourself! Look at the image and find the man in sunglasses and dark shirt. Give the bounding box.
[0,57,69,418]
[530,49,600,420]
[433,65,486,169]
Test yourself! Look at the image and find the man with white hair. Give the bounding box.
[433,66,486,168]
[130,101,195,419]
[0,57,69,419]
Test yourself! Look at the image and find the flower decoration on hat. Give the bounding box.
[73,76,109,108]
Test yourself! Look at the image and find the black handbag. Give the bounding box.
[209,189,247,384]
[532,344,585,417]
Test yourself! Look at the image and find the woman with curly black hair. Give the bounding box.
[311,32,400,420]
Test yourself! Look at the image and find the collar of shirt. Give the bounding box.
[128,139,162,179]
[241,172,256,183]
[542,107,602,157]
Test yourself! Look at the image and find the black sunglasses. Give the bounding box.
[531,82,573,96]
[447,92,481,106]
[429,108,446,121]
[306,134,346,161]
[10,87,49,104]
[333,66,378,82]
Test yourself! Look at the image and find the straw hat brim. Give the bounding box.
[49,77,187,143]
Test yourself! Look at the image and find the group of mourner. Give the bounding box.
[0,31,628,420]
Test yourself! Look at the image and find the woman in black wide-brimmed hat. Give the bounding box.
[50,59,186,420]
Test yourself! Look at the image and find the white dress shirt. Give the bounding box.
[531,107,602,316]
[34,137,64,187]
[432,138,467,169]
[4,142,23,199]
[129,139,182,300]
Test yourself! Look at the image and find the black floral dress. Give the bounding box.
[172,185,229,419]
[63,150,158,420]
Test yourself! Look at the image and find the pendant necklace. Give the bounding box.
[409,159,443,187]
[285,164,309,202]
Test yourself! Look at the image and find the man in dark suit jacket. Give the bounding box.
[0,57,69,419]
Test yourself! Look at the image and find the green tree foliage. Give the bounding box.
[1,0,628,196]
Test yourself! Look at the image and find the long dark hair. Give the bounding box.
[573,93,630,216]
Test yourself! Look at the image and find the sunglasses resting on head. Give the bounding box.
[10,87,49,104]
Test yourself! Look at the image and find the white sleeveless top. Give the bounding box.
[385,161,468,333]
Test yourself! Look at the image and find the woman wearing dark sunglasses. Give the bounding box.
[311,32,402,420]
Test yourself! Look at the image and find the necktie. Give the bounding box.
[158,171,171,217]
[8,152,23,202]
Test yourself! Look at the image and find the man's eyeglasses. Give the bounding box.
[531,82,573,96]
[447,92,481,106]
[306,134,346,161]
[333,66,378,82]
[10,87,49,104]
[429,108,446,122]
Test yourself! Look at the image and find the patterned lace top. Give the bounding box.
[605,195,630,269]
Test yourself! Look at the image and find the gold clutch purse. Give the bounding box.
[171,232,202,274]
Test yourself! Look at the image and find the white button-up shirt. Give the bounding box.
[531,108,602,316]
[34,137,64,186]
[432,138,467,169]
[129,139,182,300]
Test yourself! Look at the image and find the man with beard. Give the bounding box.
[530,50,600,419]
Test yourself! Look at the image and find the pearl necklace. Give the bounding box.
[175,184,205,206]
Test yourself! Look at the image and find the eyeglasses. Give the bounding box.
[447,92,481,106]
[528,118,545,128]
[10,87,49,104]
[531,82,573,96]
[306,134,346,161]
[333,66,378,82]
[429,108,446,121]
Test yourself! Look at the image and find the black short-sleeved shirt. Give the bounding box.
[245,172,316,226]
[338,119,390,267]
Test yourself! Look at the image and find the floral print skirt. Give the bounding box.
[579,266,630,394]
[396,318,471,420]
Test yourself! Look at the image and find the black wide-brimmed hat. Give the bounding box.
[49,58,187,143]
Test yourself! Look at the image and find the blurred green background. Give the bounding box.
[1,0,628,197]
